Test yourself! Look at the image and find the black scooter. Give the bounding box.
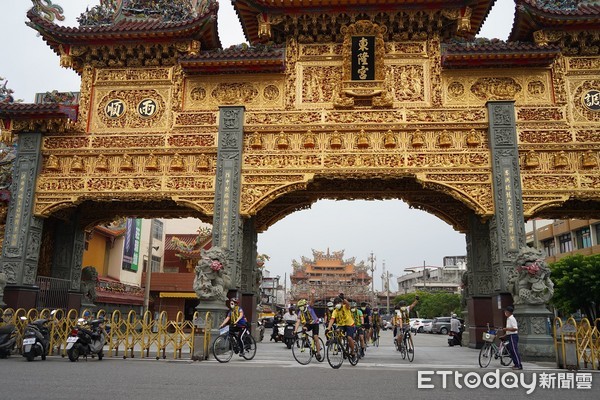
[66,317,107,361]
[21,310,56,361]
[283,320,296,349]
[0,323,17,358]
[448,330,462,347]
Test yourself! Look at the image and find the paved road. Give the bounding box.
[0,330,597,400]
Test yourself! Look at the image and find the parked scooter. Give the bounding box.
[283,320,296,349]
[66,317,107,361]
[21,310,57,361]
[0,313,17,358]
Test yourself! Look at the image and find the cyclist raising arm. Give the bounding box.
[327,297,356,355]
[395,296,419,346]
[219,298,247,357]
[294,299,323,361]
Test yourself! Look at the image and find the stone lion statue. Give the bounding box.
[193,247,231,302]
[509,246,554,305]
[80,266,98,304]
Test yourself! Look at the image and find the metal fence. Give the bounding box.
[35,276,70,310]
[553,317,600,370]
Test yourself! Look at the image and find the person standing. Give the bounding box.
[449,313,462,346]
[504,305,523,370]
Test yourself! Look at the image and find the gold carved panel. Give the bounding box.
[442,70,553,106]
[566,57,600,73]
[184,75,285,110]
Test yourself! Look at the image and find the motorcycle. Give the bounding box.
[21,310,56,362]
[66,317,107,361]
[283,320,296,349]
[257,319,265,342]
[448,330,462,347]
[271,320,285,342]
[0,321,17,358]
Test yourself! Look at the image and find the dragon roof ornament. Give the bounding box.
[77,0,216,27]
[30,0,65,23]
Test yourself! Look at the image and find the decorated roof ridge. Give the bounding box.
[442,38,561,52]
[76,0,218,27]
[181,43,285,60]
[234,0,488,9]
[517,0,600,16]
[25,1,221,52]
[0,102,76,119]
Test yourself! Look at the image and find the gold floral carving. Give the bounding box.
[95,68,172,83]
[567,57,600,72]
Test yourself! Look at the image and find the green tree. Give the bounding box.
[550,254,600,319]
[393,291,461,318]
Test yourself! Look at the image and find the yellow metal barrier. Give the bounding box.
[0,307,199,360]
[553,317,600,370]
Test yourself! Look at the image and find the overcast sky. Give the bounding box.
[0,0,516,290]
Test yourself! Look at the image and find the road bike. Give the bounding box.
[393,327,414,362]
[292,329,325,365]
[212,325,257,363]
[325,328,359,369]
[478,324,512,368]
[372,326,380,347]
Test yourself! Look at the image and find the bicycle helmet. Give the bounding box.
[350,302,357,308]
[398,300,407,307]
[327,301,333,307]
[297,299,307,307]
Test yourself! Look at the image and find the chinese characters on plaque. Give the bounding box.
[582,90,600,111]
[352,36,375,81]
[104,98,159,118]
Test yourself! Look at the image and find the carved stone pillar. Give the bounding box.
[199,106,245,356]
[0,133,44,309]
[487,101,553,359]
[465,213,493,348]
[212,106,245,293]
[51,212,85,309]
[241,217,258,337]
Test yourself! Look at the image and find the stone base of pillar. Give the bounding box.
[67,292,82,311]
[81,301,97,312]
[467,296,493,349]
[241,293,258,340]
[3,285,38,310]
[461,307,470,346]
[514,304,555,361]
[195,299,229,360]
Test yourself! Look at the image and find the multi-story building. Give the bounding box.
[290,249,371,306]
[260,270,284,313]
[526,219,600,262]
[396,256,466,295]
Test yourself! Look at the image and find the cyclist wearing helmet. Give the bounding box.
[294,299,322,360]
[326,297,356,355]
[350,302,365,355]
[360,302,372,343]
[219,298,248,356]
[324,301,335,327]
[371,307,381,342]
[393,296,419,346]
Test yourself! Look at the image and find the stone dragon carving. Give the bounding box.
[509,246,554,305]
[193,247,231,302]
[80,266,98,304]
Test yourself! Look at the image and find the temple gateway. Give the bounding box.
[0,0,599,358]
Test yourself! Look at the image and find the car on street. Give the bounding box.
[431,316,464,334]
[421,319,433,333]
[410,318,424,333]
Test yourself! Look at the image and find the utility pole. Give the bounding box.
[368,251,376,305]
[423,260,426,291]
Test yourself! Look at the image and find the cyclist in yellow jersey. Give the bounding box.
[350,302,365,355]
[326,297,356,355]
[324,301,334,327]
[294,299,323,360]
[394,296,419,347]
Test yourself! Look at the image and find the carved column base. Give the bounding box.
[195,299,229,359]
[67,291,83,311]
[514,304,555,361]
[467,296,493,349]
[3,285,38,310]
[80,300,97,312]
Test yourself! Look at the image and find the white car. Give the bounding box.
[410,319,424,333]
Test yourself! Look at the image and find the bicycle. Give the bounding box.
[393,327,414,362]
[212,325,257,363]
[325,328,359,369]
[478,324,512,368]
[372,326,380,347]
[292,329,325,365]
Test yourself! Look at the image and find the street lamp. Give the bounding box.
[368,252,376,305]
